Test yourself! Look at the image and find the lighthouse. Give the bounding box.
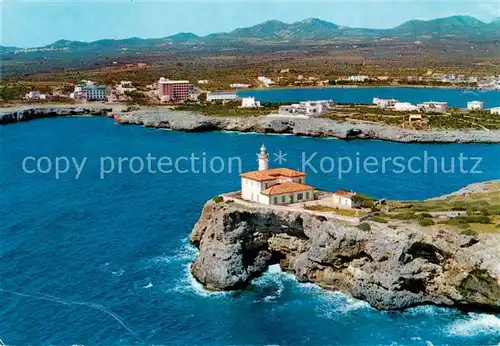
[258,144,269,171]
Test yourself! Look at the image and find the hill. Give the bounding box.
[2,15,498,54]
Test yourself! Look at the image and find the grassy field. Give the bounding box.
[383,181,500,234]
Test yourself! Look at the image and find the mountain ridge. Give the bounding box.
[4,15,500,52]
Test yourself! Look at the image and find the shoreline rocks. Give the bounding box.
[118,109,500,144]
[189,194,500,311]
[2,105,500,143]
[0,106,112,124]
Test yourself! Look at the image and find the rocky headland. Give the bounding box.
[2,105,500,143]
[0,105,113,124]
[189,190,500,311]
[117,108,500,143]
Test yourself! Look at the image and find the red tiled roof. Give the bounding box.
[262,182,314,196]
[240,168,306,182]
[334,190,357,198]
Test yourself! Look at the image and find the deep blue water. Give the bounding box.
[1,117,500,345]
[238,87,500,107]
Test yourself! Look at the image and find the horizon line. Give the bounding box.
[4,13,498,49]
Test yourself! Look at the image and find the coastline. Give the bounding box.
[2,104,500,144]
[189,181,500,311]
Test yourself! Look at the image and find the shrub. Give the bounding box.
[213,196,224,203]
[418,218,435,227]
[460,229,478,237]
[225,199,234,204]
[496,224,500,229]
[371,216,388,223]
[357,222,371,232]
[419,213,433,218]
[460,215,491,224]
[391,212,415,220]
[371,207,381,213]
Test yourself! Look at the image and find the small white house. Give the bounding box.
[467,101,485,111]
[394,102,418,111]
[418,101,448,113]
[491,107,500,115]
[240,145,314,205]
[257,76,274,87]
[373,98,398,109]
[230,83,251,89]
[207,92,239,102]
[409,114,423,121]
[241,97,261,108]
[332,190,357,209]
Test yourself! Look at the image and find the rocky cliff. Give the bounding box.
[190,198,500,311]
[118,109,500,143]
[0,106,112,124]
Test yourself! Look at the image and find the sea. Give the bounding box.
[1,90,500,344]
[238,86,500,107]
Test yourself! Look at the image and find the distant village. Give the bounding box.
[22,73,500,120]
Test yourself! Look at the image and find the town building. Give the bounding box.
[394,102,418,111]
[278,100,333,118]
[332,190,358,209]
[207,92,239,102]
[409,114,423,121]
[241,97,261,108]
[116,81,136,94]
[25,91,42,100]
[491,107,500,115]
[157,77,191,102]
[258,76,274,87]
[230,83,251,89]
[84,83,107,101]
[417,101,448,113]
[240,145,314,205]
[347,75,370,82]
[467,101,485,111]
[373,98,398,109]
[70,80,107,101]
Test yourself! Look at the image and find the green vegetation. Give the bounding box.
[387,181,500,233]
[357,222,371,232]
[124,91,149,105]
[351,194,376,208]
[460,229,479,237]
[213,196,224,203]
[418,218,435,227]
[371,215,389,223]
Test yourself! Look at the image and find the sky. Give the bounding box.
[1,0,500,47]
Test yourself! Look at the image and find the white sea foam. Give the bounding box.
[446,313,500,337]
[251,264,288,302]
[168,263,233,298]
[143,282,153,289]
[111,269,124,276]
[147,241,198,266]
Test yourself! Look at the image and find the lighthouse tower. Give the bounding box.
[258,144,269,171]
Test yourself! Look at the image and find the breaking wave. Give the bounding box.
[446,313,500,337]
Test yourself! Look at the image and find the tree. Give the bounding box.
[198,92,207,103]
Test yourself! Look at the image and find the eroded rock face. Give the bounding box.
[190,200,500,310]
[0,107,111,124]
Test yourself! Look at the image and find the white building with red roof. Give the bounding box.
[333,190,358,209]
[240,145,314,205]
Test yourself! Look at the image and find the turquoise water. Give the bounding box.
[1,117,500,344]
[238,87,500,107]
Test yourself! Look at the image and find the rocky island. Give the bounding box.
[189,182,500,311]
